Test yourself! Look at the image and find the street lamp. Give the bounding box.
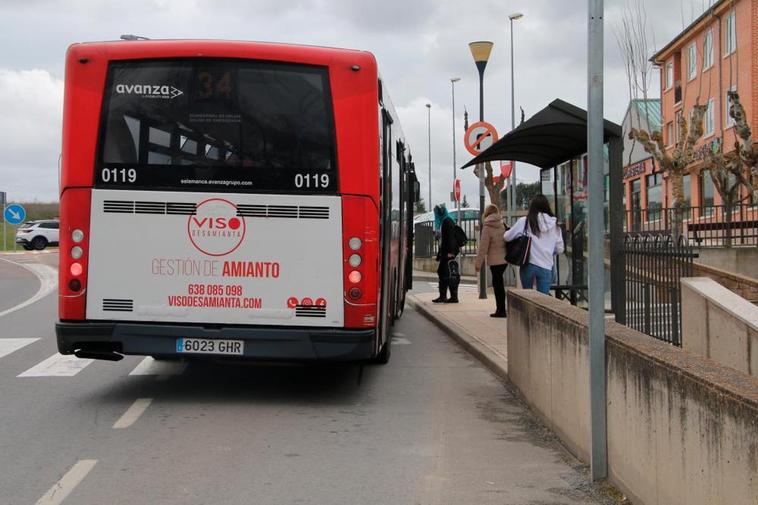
[468,40,494,300]
[426,103,432,210]
[508,12,523,224]
[450,77,461,225]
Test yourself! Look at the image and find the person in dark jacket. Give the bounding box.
[432,204,460,303]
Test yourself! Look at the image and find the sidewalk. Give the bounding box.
[408,291,508,380]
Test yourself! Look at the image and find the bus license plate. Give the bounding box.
[176,338,244,355]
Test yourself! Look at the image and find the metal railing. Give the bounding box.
[413,218,479,258]
[624,203,758,247]
[622,234,698,346]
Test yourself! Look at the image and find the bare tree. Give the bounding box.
[614,0,655,165]
[473,161,505,209]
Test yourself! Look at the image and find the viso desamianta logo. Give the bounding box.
[188,199,245,256]
[115,83,184,99]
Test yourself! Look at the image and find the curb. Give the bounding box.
[407,294,509,383]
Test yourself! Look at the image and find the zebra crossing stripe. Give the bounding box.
[0,338,39,359]
[18,353,94,377]
[129,356,187,376]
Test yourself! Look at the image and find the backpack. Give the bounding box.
[453,224,468,248]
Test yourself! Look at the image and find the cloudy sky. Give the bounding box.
[0,0,717,203]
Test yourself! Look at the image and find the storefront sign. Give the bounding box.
[623,162,645,180]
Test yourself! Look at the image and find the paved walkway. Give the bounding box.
[408,291,509,380]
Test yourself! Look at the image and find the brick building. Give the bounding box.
[624,0,757,227]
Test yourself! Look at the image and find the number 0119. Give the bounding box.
[294,173,329,188]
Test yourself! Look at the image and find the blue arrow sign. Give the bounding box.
[4,204,26,225]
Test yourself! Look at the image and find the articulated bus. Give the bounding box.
[56,40,418,364]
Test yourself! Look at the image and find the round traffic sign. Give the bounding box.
[453,179,461,202]
[464,121,498,156]
[4,203,26,225]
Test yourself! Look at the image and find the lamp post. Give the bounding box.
[450,77,461,224]
[426,103,432,209]
[469,40,494,300]
[508,12,523,224]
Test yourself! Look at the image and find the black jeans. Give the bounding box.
[436,257,459,298]
[490,263,507,314]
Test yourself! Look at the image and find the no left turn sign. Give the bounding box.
[464,121,498,156]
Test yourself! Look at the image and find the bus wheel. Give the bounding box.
[395,291,406,319]
[372,338,391,365]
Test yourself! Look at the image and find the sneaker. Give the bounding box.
[444,297,459,304]
[431,296,447,303]
[490,312,507,318]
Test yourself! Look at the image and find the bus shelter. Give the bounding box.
[462,99,624,317]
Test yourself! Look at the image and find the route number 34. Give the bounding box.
[294,173,329,189]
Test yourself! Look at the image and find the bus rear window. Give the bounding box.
[97,59,337,193]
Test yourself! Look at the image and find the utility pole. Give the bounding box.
[508,13,523,224]
[451,78,461,224]
[587,0,608,481]
[426,103,432,209]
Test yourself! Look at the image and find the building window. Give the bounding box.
[675,111,683,141]
[725,10,737,55]
[666,122,674,145]
[665,62,674,89]
[725,85,737,127]
[705,98,715,136]
[687,43,697,80]
[703,30,713,69]
[647,173,662,221]
[683,174,692,211]
[700,170,714,216]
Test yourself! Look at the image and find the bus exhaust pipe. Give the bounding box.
[74,350,124,361]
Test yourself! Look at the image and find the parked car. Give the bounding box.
[15,220,59,250]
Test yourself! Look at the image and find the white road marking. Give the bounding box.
[18,354,94,377]
[0,338,39,359]
[0,259,58,319]
[113,398,153,429]
[129,357,187,376]
[34,459,97,505]
[392,337,412,345]
[392,332,406,337]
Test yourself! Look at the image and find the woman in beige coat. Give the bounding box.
[475,205,508,317]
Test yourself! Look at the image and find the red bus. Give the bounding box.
[56,40,418,364]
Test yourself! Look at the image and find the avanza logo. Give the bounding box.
[187,199,246,256]
[115,83,184,99]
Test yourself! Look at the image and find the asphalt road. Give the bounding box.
[0,252,612,505]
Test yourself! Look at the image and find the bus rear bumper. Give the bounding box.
[56,321,376,362]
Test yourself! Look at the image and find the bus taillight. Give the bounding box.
[59,188,91,320]
[342,196,378,328]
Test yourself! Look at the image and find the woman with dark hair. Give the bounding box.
[504,194,564,294]
[432,203,460,303]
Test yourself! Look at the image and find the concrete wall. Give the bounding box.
[691,260,758,302]
[413,256,477,277]
[682,277,758,377]
[695,247,758,281]
[507,289,758,505]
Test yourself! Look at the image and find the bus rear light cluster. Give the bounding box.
[341,196,377,328]
[59,188,92,319]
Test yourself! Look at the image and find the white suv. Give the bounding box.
[15,220,60,250]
